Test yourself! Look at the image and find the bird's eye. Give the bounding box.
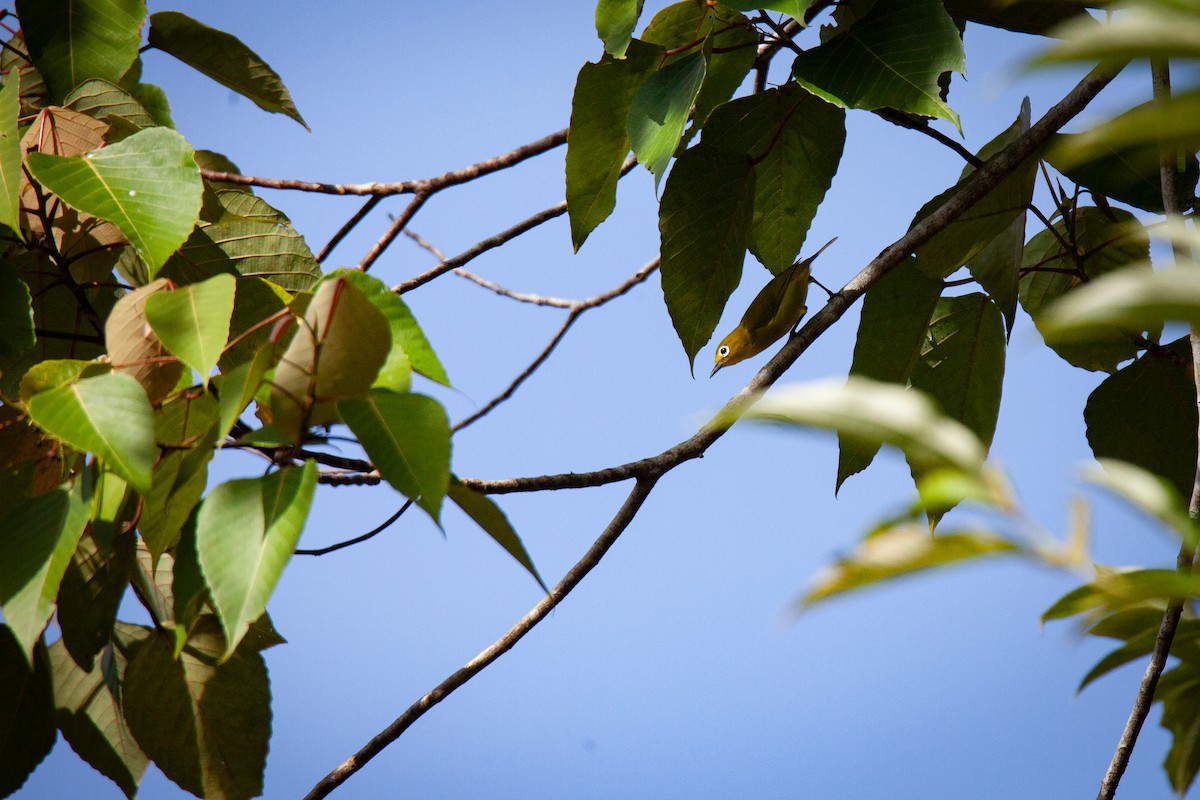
[718,345,729,357]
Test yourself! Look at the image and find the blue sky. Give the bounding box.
[20,2,1186,799]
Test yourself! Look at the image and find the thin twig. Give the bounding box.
[358,193,429,272]
[875,108,984,167]
[318,196,383,263]
[294,500,413,556]
[300,476,659,800]
[453,270,577,308]
[200,129,567,197]
[303,62,1120,800]
[1097,59,1198,800]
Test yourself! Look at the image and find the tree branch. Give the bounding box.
[1097,58,1197,800]
[294,500,413,556]
[301,62,1120,800]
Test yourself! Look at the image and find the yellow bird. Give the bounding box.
[710,237,837,377]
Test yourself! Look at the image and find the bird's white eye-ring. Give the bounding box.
[718,345,729,357]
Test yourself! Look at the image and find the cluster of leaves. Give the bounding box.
[586,1,1200,792]
[0,3,543,798]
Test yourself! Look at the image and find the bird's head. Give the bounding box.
[710,326,754,377]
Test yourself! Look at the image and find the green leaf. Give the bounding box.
[140,391,221,558]
[448,478,546,592]
[18,358,110,404]
[1043,569,1200,622]
[703,85,847,273]
[0,69,22,233]
[566,40,659,251]
[1019,207,1148,372]
[909,294,1006,453]
[1162,663,1200,795]
[942,0,1094,36]
[721,1,811,18]
[148,11,309,130]
[15,0,145,103]
[25,127,203,275]
[104,279,186,404]
[838,257,941,489]
[659,143,756,371]
[1035,1,1200,63]
[966,211,1024,337]
[0,479,90,661]
[56,469,138,670]
[914,99,1035,278]
[196,461,316,659]
[216,276,290,372]
[122,622,271,799]
[800,523,1019,607]
[0,260,36,390]
[339,390,451,523]
[163,218,322,292]
[1085,459,1198,547]
[728,376,987,476]
[48,637,148,798]
[64,78,157,130]
[791,0,965,129]
[0,627,56,797]
[595,0,644,58]
[131,83,174,128]
[144,273,236,386]
[1041,268,1200,344]
[691,10,757,128]
[627,52,706,185]
[269,275,392,443]
[1047,132,1199,214]
[1084,338,1198,502]
[214,344,273,440]
[28,373,155,494]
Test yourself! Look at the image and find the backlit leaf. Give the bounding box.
[144,273,236,386]
[163,218,321,292]
[595,0,644,58]
[64,78,157,130]
[105,279,185,404]
[0,69,21,233]
[449,478,545,591]
[627,52,706,185]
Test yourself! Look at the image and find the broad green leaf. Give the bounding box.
[1043,569,1200,622]
[966,211,1024,337]
[1035,0,1200,63]
[0,479,90,662]
[56,469,137,670]
[703,84,846,273]
[595,0,644,58]
[64,78,157,130]
[1019,207,1148,372]
[0,260,36,389]
[1041,268,1200,343]
[171,518,207,654]
[0,70,21,233]
[722,1,811,18]
[838,258,941,489]
[15,0,145,103]
[129,543,175,629]
[148,11,309,130]
[1162,663,1200,795]
[1084,459,1198,546]
[339,390,451,522]
[627,52,706,185]
[18,358,110,404]
[909,294,1006,453]
[914,100,1035,278]
[727,376,987,476]
[800,523,1019,606]
[791,0,965,129]
[131,83,174,128]
[1047,132,1199,214]
[1078,628,1160,692]
[269,276,391,443]
[48,637,148,798]
[0,627,55,797]
[329,268,448,391]
[217,276,290,371]
[193,150,248,193]
[196,461,316,659]
[448,478,546,592]
[163,218,322,292]
[1084,338,1198,501]
[140,391,221,558]
[26,372,156,493]
[214,344,273,440]
[122,622,271,799]
[25,127,203,275]
[566,40,659,250]
[659,143,756,371]
[0,31,46,118]
[942,0,1094,36]
[105,279,185,404]
[1046,92,1200,177]
[144,273,236,386]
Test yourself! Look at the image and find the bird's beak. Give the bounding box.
[709,361,724,378]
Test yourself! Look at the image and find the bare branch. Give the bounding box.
[303,62,1121,800]
[317,196,383,263]
[199,128,567,197]
[357,193,429,273]
[295,500,413,556]
[453,269,578,308]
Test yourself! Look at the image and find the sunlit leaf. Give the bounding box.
[105,279,185,405]
[627,52,706,185]
[791,0,965,129]
[16,0,145,103]
[148,11,309,130]
[595,0,645,58]
[27,373,155,494]
[0,627,55,797]
[659,143,756,371]
[339,390,451,523]
[25,127,203,275]
[163,218,321,292]
[196,462,315,659]
[1043,568,1200,622]
[144,273,236,386]
[64,78,157,130]
[449,478,546,592]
